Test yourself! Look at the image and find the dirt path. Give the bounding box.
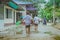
[0,23,60,40]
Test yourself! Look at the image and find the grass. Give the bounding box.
[53,35,60,40]
[0,37,4,39]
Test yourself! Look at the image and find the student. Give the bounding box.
[23,12,32,34]
[34,15,40,32]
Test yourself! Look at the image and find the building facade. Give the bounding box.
[4,1,23,26]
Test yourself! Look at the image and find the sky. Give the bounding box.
[45,0,49,2]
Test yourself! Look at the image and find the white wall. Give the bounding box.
[19,5,26,16]
[0,4,4,29]
[0,20,4,29]
[4,5,14,24]
[4,5,27,24]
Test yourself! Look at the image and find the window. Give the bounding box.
[6,9,12,18]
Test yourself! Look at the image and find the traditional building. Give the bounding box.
[26,4,37,17]
[13,0,37,17]
[3,1,23,26]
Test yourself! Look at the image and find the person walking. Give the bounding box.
[34,15,40,32]
[43,16,47,25]
[22,12,32,34]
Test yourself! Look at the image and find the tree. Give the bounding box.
[45,0,60,24]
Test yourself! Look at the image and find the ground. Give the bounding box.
[53,23,60,29]
[0,23,60,40]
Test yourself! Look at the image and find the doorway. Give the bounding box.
[16,12,22,22]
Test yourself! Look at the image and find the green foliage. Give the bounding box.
[54,8,60,17]
[55,12,60,17]
[48,0,60,8]
[38,7,53,21]
[45,0,60,19]
[54,35,60,40]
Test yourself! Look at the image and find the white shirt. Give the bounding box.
[23,15,32,25]
[34,16,39,24]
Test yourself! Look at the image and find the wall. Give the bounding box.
[4,5,14,24]
[0,4,4,28]
[0,4,4,20]
[19,5,26,16]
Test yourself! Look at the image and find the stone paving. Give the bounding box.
[0,23,60,40]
